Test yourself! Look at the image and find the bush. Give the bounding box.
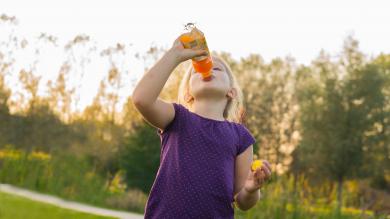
[105,188,147,213]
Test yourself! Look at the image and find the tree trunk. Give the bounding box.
[337,176,343,211]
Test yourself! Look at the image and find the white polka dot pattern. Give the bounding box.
[145,103,256,219]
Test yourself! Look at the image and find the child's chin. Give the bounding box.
[195,87,226,97]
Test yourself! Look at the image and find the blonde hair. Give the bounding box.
[177,55,246,123]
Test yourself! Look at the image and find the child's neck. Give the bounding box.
[191,98,227,121]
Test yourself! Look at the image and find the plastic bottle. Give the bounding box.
[179,23,213,80]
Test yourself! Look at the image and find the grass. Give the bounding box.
[232,175,388,219]
[0,148,115,209]
[0,191,117,219]
[1,147,388,218]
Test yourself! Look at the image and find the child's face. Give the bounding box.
[189,60,231,100]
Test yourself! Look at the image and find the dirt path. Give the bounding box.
[0,184,144,219]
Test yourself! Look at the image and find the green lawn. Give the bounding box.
[0,191,117,219]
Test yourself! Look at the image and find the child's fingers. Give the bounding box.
[262,166,271,179]
[253,168,261,180]
[182,49,208,59]
[262,161,272,176]
[252,168,258,178]
[192,49,208,56]
[172,38,183,48]
[257,171,265,185]
[262,160,271,171]
[195,49,208,56]
[253,167,270,182]
[174,34,186,46]
[255,167,262,179]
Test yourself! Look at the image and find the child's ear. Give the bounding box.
[227,88,237,99]
[184,92,194,103]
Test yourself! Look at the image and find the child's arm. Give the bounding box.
[132,35,207,131]
[234,185,260,211]
[234,145,260,211]
[234,146,271,211]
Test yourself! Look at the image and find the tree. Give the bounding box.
[361,54,390,190]
[119,122,160,193]
[0,71,11,146]
[47,63,74,123]
[64,34,96,118]
[224,52,300,175]
[293,37,388,209]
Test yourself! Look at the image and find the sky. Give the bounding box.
[1,0,390,112]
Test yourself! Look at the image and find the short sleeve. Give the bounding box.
[156,102,187,136]
[236,124,256,155]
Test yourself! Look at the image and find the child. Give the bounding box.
[132,34,272,218]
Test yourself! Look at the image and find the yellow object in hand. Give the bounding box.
[251,160,263,171]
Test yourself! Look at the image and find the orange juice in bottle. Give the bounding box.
[179,23,213,80]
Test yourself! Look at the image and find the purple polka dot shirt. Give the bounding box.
[144,103,256,219]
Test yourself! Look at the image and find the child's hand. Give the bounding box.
[168,35,208,64]
[244,160,272,193]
